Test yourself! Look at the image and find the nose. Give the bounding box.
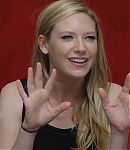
[73,38,86,54]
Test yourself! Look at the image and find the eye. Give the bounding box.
[85,35,96,41]
[61,35,73,41]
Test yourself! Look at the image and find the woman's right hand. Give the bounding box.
[16,63,71,131]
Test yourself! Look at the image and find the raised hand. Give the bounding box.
[98,73,130,131]
[16,63,71,131]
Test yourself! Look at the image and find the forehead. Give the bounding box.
[53,13,95,33]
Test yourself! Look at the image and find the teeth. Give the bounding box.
[69,58,87,63]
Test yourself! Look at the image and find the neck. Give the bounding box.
[49,72,84,129]
[50,74,84,106]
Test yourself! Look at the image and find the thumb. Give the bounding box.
[53,102,71,117]
[98,88,109,109]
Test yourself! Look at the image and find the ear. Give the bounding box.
[38,34,48,54]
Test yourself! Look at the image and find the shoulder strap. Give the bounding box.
[20,78,28,122]
[20,78,28,94]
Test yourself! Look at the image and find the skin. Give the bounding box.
[0,13,130,149]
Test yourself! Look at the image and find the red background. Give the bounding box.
[0,0,129,148]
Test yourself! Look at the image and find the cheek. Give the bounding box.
[50,45,71,60]
[90,43,98,57]
[48,45,64,63]
[94,48,98,57]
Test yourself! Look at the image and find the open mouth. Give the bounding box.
[68,57,88,63]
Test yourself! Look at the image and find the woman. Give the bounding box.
[0,0,129,149]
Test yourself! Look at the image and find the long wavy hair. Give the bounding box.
[32,0,111,149]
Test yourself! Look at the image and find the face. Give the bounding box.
[43,13,97,79]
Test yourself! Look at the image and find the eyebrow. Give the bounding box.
[59,31,96,35]
[85,31,96,35]
[59,31,75,35]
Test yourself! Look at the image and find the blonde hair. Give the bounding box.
[32,0,111,149]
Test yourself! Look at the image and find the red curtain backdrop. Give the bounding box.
[0,0,129,148]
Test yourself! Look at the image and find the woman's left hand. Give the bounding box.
[98,73,130,132]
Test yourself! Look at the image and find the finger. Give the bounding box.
[122,73,130,93]
[16,80,28,101]
[44,69,56,93]
[27,67,35,95]
[98,88,109,109]
[129,98,130,121]
[35,62,43,89]
[53,102,71,117]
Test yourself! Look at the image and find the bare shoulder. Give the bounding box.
[0,80,23,125]
[108,82,122,100]
[0,81,23,112]
[0,81,23,148]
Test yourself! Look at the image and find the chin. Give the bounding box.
[64,70,89,80]
[56,65,91,80]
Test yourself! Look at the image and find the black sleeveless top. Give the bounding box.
[21,79,95,150]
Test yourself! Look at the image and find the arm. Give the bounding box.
[109,127,128,150]
[12,127,37,149]
[0,82,38,150]
[0,64,71,150]
[109,81,129,150]
[98,73,130,150]
[0,82,23,149]
[108,83,129,149]
[0,82,40,150]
